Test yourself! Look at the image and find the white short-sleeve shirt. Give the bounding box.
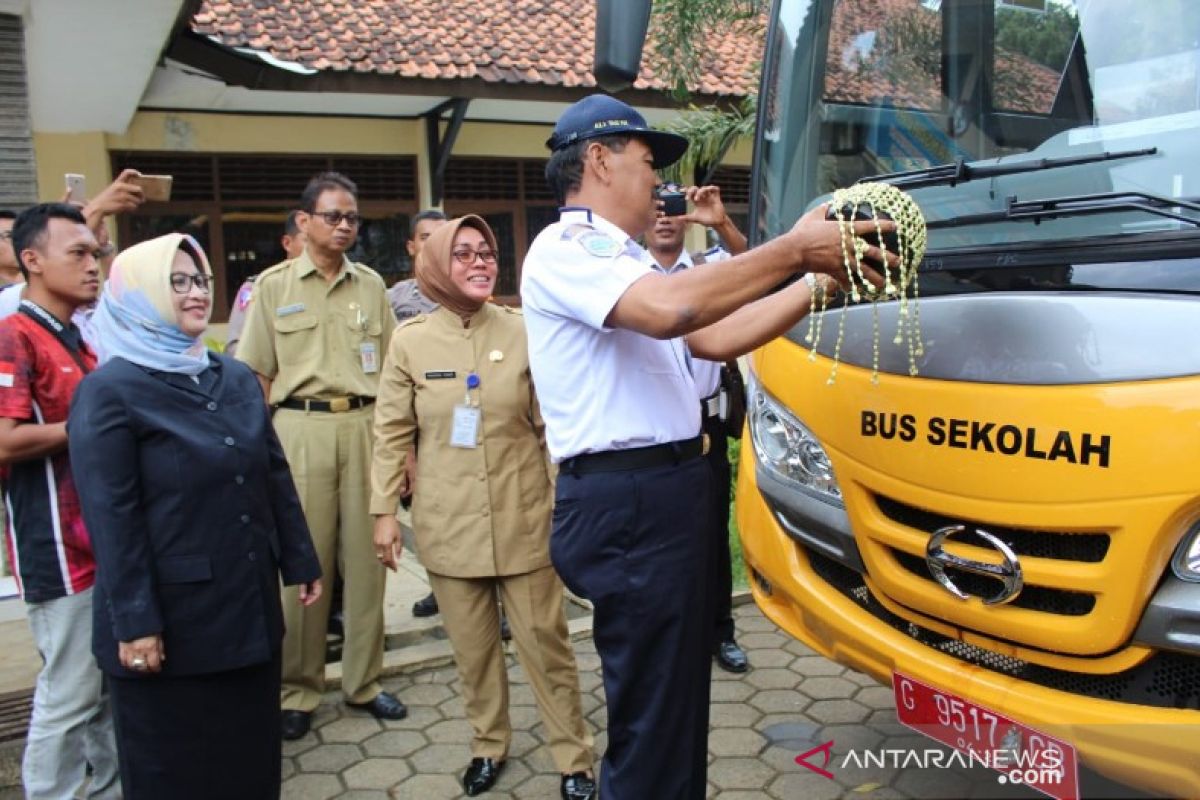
[521,208,701,462]
[645,247,732,399]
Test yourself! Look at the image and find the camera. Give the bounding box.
[654,183,687,217]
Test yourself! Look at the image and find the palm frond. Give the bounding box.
[647,0,766,99]
[659,96,757,183]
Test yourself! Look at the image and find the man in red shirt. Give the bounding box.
[0,203,118,799]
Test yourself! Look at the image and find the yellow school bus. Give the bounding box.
[735,0,1200,796]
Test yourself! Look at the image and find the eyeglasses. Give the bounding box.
[452,249,498,265]
[169,273,212,294]
[311,210,362,227]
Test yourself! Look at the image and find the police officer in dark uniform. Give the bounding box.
[521,94,894,799]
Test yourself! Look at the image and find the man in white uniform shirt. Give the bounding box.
[520,94,891,800]
[644,198,756,676]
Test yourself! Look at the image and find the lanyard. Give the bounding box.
[464,371,480,406]
[18,299,92,375]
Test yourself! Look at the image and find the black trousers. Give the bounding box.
[703,414,735,645]
[108,653,282,800]
[551,457,714,800]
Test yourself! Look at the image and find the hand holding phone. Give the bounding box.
[654,182,687,217]
[131,174,172,202]
[65,174,87,205]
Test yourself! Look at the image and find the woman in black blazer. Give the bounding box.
[68,233,322,800]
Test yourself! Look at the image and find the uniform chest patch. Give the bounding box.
[235,284,254,311]
[577,231,621,259]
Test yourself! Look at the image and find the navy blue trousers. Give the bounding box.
[551,457,714,800]
[703,415,735,646]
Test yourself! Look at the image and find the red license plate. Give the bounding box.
[893,672,1080,800]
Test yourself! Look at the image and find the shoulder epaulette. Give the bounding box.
[352,262,386,284]
[560,222,594,240]
[397,314,428,329]
[255,259,294,282]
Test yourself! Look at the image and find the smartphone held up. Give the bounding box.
[654,183,687,217]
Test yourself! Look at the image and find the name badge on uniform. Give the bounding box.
[360,342,379,373]
[450,405,480,448]
[425,370,457,380]
[276,303,305,317]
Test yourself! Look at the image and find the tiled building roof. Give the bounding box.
[191,0,763,98]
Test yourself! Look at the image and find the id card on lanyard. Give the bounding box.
[450,372,480,448]
[349,302,379,373]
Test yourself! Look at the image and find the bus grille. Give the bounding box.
[890,549,1097,616]
[875,495,1111,562]
[807,547,1200,710]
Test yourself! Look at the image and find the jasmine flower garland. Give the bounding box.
[804,183,927,383]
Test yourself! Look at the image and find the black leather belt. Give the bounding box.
[277,396,374,413]
[561,435,709,475]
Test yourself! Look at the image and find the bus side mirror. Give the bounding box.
[593,0,653,93]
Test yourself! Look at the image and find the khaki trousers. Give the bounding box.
[275,406,384,710]
[428,566,593,774]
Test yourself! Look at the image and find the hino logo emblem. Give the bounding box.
[925,525,1024,605]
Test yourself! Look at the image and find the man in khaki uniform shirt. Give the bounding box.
[237,172,404,740]
[225,210,305,358]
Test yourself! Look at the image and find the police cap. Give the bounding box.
[547,94,689,169]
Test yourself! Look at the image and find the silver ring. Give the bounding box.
[131,657,147,668]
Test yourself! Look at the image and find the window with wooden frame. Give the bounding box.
[442,157,557,304]
[708,165,751,250]
[111,152,419,322]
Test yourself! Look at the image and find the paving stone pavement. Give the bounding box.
[279,602,1067,800]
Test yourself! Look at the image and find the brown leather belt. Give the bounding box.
[277,396,374,413]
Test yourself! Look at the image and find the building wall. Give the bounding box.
[29,109,754,335]
[34,110,753,205]
[32,131,111,203]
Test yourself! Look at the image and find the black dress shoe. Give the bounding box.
[715,640,749,673]
[346,691,408,720]
[462,757,505,796]
[327,607,345,640]
[561,771,597,800]
[412,591,439,617]
[281,710,311,740]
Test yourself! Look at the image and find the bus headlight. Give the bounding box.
[1171,522,1200,582]
[747,374,842,502]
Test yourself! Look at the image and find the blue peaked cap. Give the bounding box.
[547,94,689,169]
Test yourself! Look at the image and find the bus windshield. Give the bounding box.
[753,0,1200,275]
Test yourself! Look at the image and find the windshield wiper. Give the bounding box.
[926,191,1200,229]
[864,147,1157,191]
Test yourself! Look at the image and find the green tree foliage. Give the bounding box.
[659,97,757,184]
[994,3,1078,70]
[647,0,765,99]
[648,0,763,179]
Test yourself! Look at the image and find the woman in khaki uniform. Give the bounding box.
[370,216,595,800]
